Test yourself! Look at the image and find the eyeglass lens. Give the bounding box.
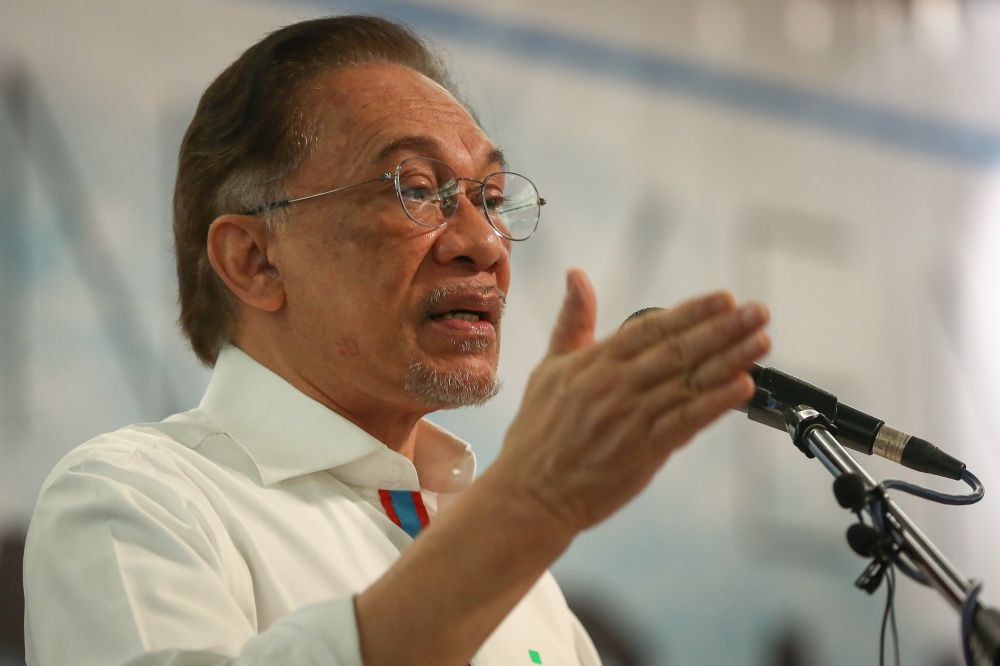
[395,157,540,241]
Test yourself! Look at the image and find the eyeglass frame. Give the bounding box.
[242,156,546,241]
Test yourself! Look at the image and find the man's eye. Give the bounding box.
[484,195,505,211]
[399,170,437,190]
[402,186,434,201]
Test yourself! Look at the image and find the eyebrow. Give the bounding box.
[375,136,507,172]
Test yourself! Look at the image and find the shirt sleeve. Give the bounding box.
[23,439,364,666]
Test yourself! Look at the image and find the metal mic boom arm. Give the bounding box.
[782,405,1000,665]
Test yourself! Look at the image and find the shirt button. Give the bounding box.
[387,465,402,484]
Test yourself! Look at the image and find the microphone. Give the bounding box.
[622,308,966,479]
[738,363,965,479]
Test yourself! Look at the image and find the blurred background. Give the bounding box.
[2,0,999,664]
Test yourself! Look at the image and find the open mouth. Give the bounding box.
[424,285,505,329]
[429,309,489,324]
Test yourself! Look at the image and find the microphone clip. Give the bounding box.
[848,519,901,595]
[855,558,890,595]
[782,405,836,460]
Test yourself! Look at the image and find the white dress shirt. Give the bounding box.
[24,346,600,666]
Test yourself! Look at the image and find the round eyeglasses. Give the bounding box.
[244,156,546,241]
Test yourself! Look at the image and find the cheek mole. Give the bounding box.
[335,337,360,357]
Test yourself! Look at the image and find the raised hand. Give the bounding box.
[492,268,771,533]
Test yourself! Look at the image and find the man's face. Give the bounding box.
[268,63,512,417]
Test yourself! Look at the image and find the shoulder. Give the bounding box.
[35,409,226,505]
[26,410,247,570]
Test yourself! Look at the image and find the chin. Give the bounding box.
[402,356,501,408]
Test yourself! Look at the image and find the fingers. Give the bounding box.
[648,373,756,453]
[628,330,768,414]
[547,268,597,357]
[630,302,770,390]
[611,292,737,359]
[685,329,770,392]
[607,298,769,455]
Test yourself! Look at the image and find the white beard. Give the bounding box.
[403,358,501,408]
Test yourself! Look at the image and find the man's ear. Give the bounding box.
[206,214,285,313]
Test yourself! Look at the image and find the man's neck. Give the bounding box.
[233,338,426,460]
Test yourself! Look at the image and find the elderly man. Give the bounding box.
[23,15,770,666]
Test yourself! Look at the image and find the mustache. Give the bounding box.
[423,283,507,317]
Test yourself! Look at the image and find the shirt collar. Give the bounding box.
[199,345,475,489]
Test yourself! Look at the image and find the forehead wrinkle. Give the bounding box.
[368,134,504,177]
[352,90,479,147]
[376,136,443,165]
[318,71,498,177]
[354,93,470,130]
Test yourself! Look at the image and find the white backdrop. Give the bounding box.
[3,1,1000,664]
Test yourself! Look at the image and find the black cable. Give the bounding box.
[961,580,984,666]
[889,549,931,587]
[832,462,986,664]
[879,469,984,506]
[867,470,984,587]
[869,498,930,586]
[879,573,887,666]
[888,567,900,666]
[866,471,988,665]
[879,565,900,666]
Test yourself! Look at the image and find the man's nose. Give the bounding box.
[430,194,510,271]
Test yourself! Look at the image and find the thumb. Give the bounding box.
[547,268,597,356]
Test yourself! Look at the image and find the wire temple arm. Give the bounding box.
[243,172,393,216]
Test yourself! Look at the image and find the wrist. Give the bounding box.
[475,462,579,555]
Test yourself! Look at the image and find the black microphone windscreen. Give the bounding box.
[833,474,868,512]
[846,523,881,558]
[621,307,664,328]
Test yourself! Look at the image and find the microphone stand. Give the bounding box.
[773,403,1000,664]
